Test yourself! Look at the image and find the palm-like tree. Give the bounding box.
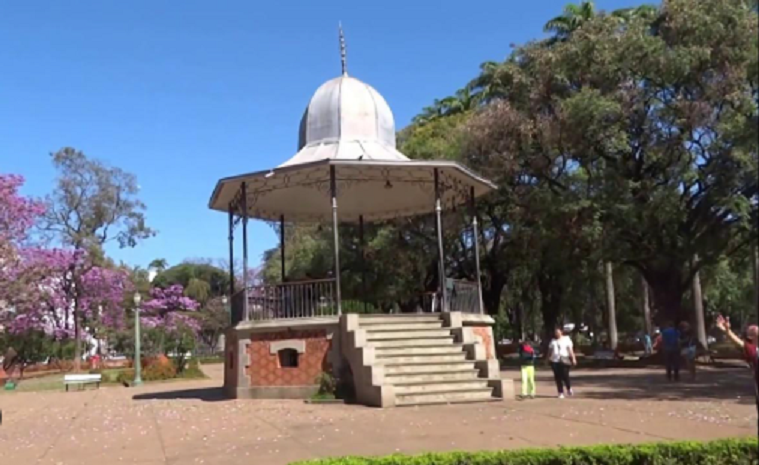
[148,258,168,272]
[544,1,597,40]
[612,4,659,24]
[468,60,508,104]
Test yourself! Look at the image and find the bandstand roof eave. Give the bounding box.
[207,158,497,214]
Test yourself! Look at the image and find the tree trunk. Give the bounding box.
[754,244,759,325]
[73,296,81,371]
[482,273,506,316]
[648,272,685,325]
[514,304,524,342]
[538,272,563,347]
[641,275,652,336]
[691,258,708,349]
[605,261,618,350]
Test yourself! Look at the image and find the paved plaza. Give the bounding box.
[1,364,756,465]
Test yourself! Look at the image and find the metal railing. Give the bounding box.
[245,278,338,321]
[449,279,481,313]
[419,279,482,313]
[230,277,481,323]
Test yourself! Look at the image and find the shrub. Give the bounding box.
[316,372,336,396]
[177,358,206,379]
[143,361,177,381]
[290,438,757,465]
[115,369,135,385]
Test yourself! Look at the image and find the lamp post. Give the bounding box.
[133,292,143,386]
[222,295,229,326]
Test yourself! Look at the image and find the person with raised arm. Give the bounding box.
[715,315,758,389]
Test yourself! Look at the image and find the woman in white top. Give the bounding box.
[548,328,577,398]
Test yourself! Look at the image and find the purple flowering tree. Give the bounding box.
[1,174,132,359]
[141,284,200,331]
[140,285,200,370]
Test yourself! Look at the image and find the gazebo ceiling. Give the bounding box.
[208,159,496,223]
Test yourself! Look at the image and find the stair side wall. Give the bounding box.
[443,312,512,399]
[340,314,394,407]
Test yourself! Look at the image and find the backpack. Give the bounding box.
[520,343,535,361]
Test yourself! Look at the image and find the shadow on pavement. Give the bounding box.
[132,387,228,402]
[563,368,757,404]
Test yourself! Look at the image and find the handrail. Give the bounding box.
[244,278,338,321]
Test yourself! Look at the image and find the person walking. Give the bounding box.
[643,333,653,356]
[680,322,698,381]
[661,321,681,381]
[548,328,576,399]
[518,339,537,399]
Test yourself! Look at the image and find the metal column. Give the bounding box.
[241,182,249,321]
[330,166,342,315]
[434,168,447,312]
[227,207,237,325]
[359,214,367,313]
[280,215,286,282]
[470,187,484,314]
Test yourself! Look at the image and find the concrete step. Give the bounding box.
[393,379,489,395]
[369,337,455,348]
[375,354,467,365]
[384,361,474,375]
[374,344,465,356]
[358,315,442,324]
[384,370,480,384]
[360,321,444,331]
[396,388,495,406]
[366,329,452,341]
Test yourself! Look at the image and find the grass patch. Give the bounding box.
[310,392,336,401]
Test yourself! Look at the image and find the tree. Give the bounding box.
[140,285,200,371]
[149,258,168,272]
[152,261,230,300]
[43,148,155,368]
[488,0,757,324]
[0,174,47,330]
[197,296,229,350]
[544,1,597,40]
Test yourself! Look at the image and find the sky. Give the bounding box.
[1,0,647,271]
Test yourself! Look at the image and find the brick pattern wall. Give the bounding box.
[246,330,331,387]
[472,326,495,360]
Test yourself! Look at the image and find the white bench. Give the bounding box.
[64,374,102,391]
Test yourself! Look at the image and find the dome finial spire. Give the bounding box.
[339,22,347,76]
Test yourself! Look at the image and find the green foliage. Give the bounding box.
[0,330,52,370]
[115,368,135,384]
[291,438,757,465]
[177,358,205,379]
[152,262,230,299]
[164,325,197,374]
[315,372,337,396]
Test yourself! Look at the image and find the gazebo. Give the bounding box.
[210,30,508,406]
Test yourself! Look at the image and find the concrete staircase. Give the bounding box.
[342,314,503,407]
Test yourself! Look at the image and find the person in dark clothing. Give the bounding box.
[660,321,681,381]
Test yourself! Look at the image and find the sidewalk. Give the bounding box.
[0,364,755,465]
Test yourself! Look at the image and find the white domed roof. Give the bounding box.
[299,75,396,149]
[279,74,410,168]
